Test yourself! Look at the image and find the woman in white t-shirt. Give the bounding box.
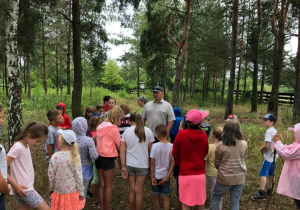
[120,112,155,210]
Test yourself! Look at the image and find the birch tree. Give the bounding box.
[6,0,22,146]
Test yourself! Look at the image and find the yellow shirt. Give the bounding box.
[205,144,218,177]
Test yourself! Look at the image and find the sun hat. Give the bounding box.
[151,86,163,92]
[259,114,277,123]
[136,96,148,103]
[61,130,77,145]
[186,109,208,125]
[288,123,300,131]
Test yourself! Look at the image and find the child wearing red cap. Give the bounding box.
[172,109,209,209]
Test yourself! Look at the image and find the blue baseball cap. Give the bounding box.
[259,114,277,123]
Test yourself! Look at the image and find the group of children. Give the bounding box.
[0,95,299,210]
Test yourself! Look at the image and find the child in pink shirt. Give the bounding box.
[6,122,50,210]
[273,123,300,209]
[96,105,124,210]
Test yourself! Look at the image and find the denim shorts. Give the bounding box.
[17,189,43,208]
[259,159,275,177]
[152,179,170,196]
[126,165,149,176]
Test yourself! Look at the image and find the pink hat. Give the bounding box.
[186,109,208,125]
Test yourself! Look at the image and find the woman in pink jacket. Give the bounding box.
[96,105,124,210]
[273,123,300,209]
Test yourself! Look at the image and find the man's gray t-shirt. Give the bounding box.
[142,99,175,134]
[45,125,60,163]
[0,144,7,181]
[263,126,278,162]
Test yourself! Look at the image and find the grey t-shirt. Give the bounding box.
[263,126,278,162]
[45,125,60,163]
[0,144,7,181]
[142,99,175,134]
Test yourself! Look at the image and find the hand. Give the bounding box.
[7,184,11,193]
[13,184,28,196]
[260,146,265,154]
[151,178,158,186]
[121,167,128,179]
[79,196,84,200]
[173,176,178,180]
[159,177,169,186]
[273,133,280,142]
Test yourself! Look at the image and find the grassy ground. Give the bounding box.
[1,91,298,209]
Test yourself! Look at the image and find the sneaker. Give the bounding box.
[91,202,100,209]
[251,190,267,201]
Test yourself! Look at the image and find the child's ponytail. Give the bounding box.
[71,142,80,168]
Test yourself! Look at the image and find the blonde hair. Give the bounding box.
[106,105,124,125]
[129,112,146,143]
[58,135,80,167]
[212,127,223,140]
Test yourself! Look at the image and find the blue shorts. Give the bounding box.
[259,159,275,177]
[152,179,170,196]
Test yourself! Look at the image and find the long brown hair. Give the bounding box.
[221,120,243,146]
[129,112,146,143]
[14,122,48,142]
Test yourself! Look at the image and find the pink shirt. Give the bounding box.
[96,122,121,157]
[7,142,34,193]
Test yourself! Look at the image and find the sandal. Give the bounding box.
[91,202,101,209]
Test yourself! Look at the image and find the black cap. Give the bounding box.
[151,86,163,92]
[259,114,277,123]
[136,96,148,103]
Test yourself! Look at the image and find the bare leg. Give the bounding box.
[182,203,191,210]
[196,205,205,210]
[259,176,267,190]
[18,204,31,210]
[154,195,160,210]
[103,168,115,210]
[128,175,136,210]
[269,176,274,188]
[135,175,147,210]
[162,195,170,210]
[35,201,50,210]
[98,169,105,210]
[92,183,99,203]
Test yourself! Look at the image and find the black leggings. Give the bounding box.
[294,198,300,209]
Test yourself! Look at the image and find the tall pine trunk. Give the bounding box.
[268,0,290,117]
[56,45,59,94]
[71,0,83,118]
[243,59,248,103]
[293,13,300,123]
[6,0,22,146]
[225,0,239,118]
[26,55,31,99]
[259,63,266,104]
[42,16,47,94]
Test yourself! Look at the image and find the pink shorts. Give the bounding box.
[179,174,206,206]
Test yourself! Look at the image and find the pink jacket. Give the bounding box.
[274,123,300,200]
[96,122,121,157]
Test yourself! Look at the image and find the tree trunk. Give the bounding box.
[251,0,262,112]
[171,0,192,107]
[267,0,290,117]
[243,58,248,103]
[225,0,239,119]
[259,63,265,104]
[6,0,22,146]
[137,61,140,97]
[67,1,71,95]
[184,52,190,103]
[4,57,8,97]
[293,13,300,123]
[26,54,31,99]
[23,57,27,94]
[235,0,246,105]
[42,22,47,94]
[221,55,228,104]
[56,45,59,94]
[71,0,83,118]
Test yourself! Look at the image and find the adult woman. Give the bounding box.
[96,105,124,210]
[120,112,155,210]
[172,109,209,210]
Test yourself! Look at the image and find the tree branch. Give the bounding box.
[57,10,72,22]
[271,0,279,37]
[166,13,181,48]
[165,54,178,60]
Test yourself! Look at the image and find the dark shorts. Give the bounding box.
[294,199,300,209]
[259,159,275,177]
[152,179,170,196]
[126,165,149,176]
[95,156,115,170]
[0,194,6,210]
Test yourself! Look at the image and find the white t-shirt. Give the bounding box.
[150,142,173,179]
[0,144,7,181]
[264,127,278,162]
[122,126,155,168]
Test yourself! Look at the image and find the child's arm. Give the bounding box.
[65,116,72,130]
[48,158,56,194]
[274,135,300,160]
[120,141,128,179]
[88,138,98,160]
[0,171,10,194]
[6,156,27,196]
[260,142,270,153]
[150,158,158,186]
[214,144,222,170]
[159,159,175,186]
[48,144,54,160]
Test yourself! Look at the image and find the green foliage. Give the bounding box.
[101,60,124,89]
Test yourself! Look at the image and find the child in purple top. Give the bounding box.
[72,117,98,198]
